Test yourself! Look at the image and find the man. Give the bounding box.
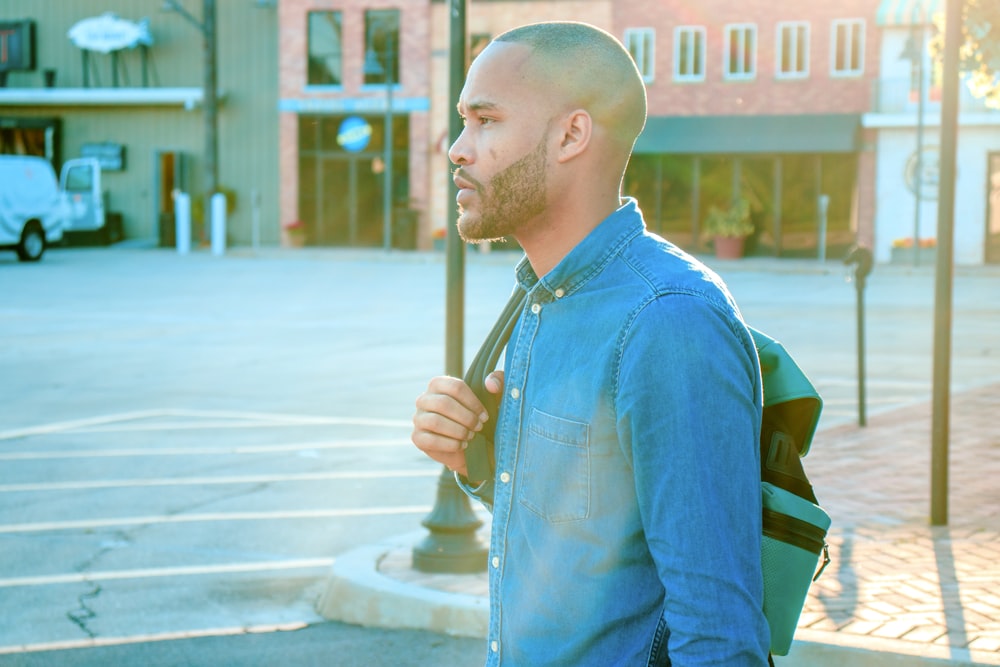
[411,21,770,666]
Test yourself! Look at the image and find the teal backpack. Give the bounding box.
[463,288,831,657]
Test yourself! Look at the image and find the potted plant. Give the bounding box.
[703,197,754,259]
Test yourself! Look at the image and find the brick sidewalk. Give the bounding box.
[798,382,1000,661]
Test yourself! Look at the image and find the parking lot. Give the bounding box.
[1,245,998,664]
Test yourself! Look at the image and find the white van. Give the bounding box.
[0,156,113,261]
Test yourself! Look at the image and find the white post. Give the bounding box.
[817,194,830,263]
[175,191,191,254]
[211,192,226,256]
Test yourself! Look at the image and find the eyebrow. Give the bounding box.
[457,99,501,114]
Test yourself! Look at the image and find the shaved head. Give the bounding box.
[493,22,648,155]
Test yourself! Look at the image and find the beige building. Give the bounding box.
[0,0,279,246]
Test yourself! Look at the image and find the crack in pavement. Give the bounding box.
[66,582,101,638]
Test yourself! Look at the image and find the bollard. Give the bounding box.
[843,245,873,426]
[174,192,191,254]
[817,194,830,263]
[210,192,226,256]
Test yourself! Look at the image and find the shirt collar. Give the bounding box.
[514,198,645,299]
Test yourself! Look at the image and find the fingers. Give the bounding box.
[412,376,488,475]
[485,370,504,395]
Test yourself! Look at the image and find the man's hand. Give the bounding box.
[412,372,504,478]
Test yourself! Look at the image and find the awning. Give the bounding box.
[633,114,861,155]
[876,0,941,26]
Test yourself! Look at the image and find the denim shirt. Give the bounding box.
[461,200,771,666]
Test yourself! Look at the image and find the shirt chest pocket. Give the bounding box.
[518,409,591,523]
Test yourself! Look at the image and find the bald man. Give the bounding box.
[413,22,770,666]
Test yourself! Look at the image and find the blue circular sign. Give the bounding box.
[337,116,372,153]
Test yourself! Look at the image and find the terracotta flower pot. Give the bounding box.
[714,235,746,260]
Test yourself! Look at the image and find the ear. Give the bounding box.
[554,110,592,163]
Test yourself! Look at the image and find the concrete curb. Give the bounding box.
[316,531,488,639]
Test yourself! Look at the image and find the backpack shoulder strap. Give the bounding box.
[751,328,823,504]
[463,286,527,482]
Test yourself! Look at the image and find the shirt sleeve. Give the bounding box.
[615,293,771,665]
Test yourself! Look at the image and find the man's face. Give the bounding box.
[449,42,552,242]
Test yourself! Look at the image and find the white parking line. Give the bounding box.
[0,408,411,441]
[0,439,408,461]
[0,622,313,655]
[0,505,433,534]
[0,558,335,588]
[0,469,439,493]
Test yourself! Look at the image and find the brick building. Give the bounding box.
[613,0,881,259]
[274,0,1000,263]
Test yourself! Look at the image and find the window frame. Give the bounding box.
[624,27,656,84]
[363,8,401,87]
[831,18,865,77]
[306,10,344,88]
[673,26,706,82]
[776,21,810,80]
[723,23,757,81]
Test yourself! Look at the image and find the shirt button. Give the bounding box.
[500,472,511,483]
[491,640,499,652]
[510,387,520,400]
[554,288,565,298]
[531,303,541,314]
[492,556,500,568]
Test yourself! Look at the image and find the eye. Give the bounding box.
[479,116,496,126]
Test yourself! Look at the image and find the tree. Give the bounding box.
[930,0,1000,108]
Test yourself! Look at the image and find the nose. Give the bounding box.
[448,127,471,166]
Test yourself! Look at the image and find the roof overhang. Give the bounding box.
[634,114,862,155]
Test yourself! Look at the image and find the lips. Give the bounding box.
[453,170,477,192]
[453,170,479,207]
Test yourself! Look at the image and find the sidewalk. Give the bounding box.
[319,382,1000,666]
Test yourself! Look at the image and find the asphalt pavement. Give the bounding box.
[1,244,998,665]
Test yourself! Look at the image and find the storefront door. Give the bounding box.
[299,114,408,248]
[987,152,1000,264]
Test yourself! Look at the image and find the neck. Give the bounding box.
[516,194,622,277]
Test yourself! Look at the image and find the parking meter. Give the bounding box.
[843,245,873,425]
[844,245,873,289]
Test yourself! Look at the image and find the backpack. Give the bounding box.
[463,287,831,657]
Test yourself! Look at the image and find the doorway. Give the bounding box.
[299,114,409,247]
[986,152,1000,264]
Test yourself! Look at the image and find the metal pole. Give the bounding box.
[383,42,394,252]
[203,0,219,245]
[856,276,867,426]
[412,0,487,574]
[930,0,961,527]
[911,15,927,266]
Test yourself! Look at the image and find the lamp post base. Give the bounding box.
[412,467,488,574]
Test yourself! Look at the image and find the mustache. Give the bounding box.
[453,168,483,190]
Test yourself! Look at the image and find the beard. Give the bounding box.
[456,136,547,243]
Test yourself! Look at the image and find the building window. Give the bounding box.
[674,26,706,81]
[724,24,756,80]
[364,9,400,86]
[776,22,809,79]
[831,19,865,76]
[624,28,656,83]
[307,11,343,86]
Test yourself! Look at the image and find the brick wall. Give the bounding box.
[614,0,881,117]
[277,0,431,243]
